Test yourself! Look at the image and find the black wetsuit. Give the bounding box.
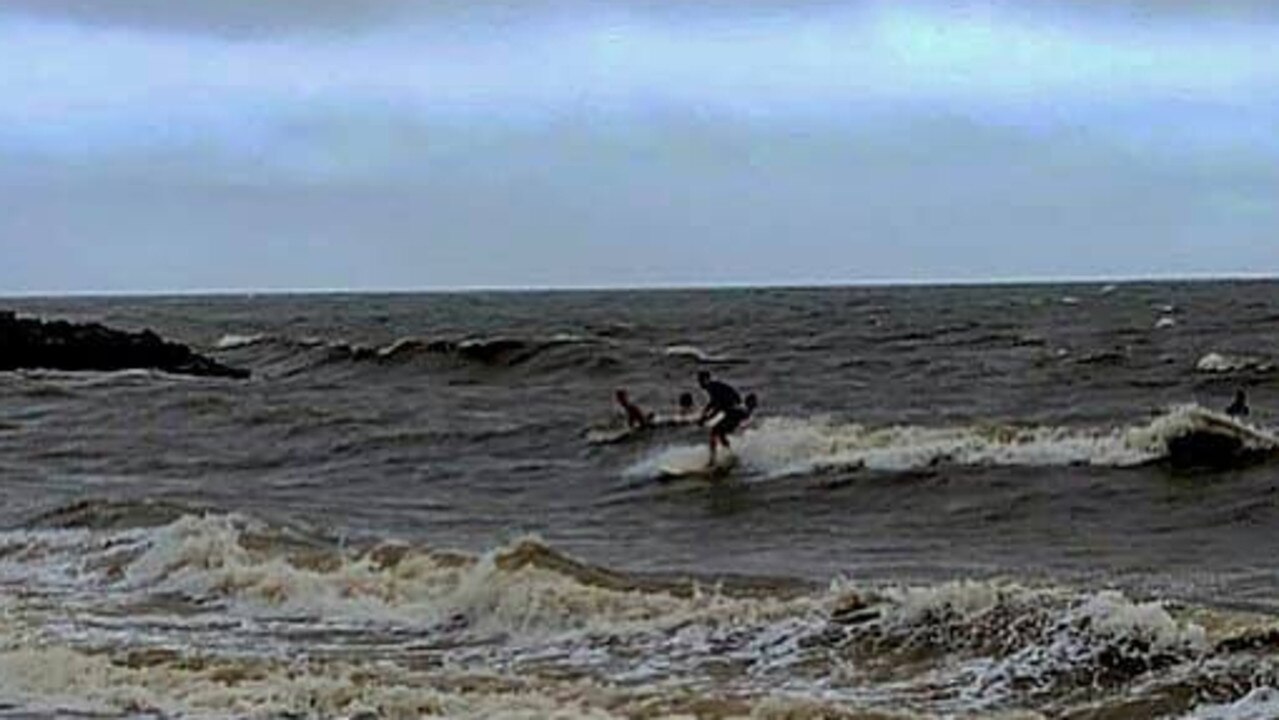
[715,405,751,434]
[1227,396,1250,418]
[704,380,747,434]
[704,380,742,414]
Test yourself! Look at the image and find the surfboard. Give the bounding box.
[585,426,639,445]
[585,415,699,446]
[656,453,738,482]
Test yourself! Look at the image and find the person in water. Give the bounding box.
[1226,388,1250,418]
[697,371,757,464]
[615,389,654,429]
[676,392,697,422]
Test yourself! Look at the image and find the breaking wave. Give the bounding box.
[213,333,266,350]
[662,344,745,365]
[626,405,1279,480]
[2,504,1278,718]
[1196,352,1275,374]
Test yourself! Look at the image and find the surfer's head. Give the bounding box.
[744,393,758,412]
[697,370,712,388]
[678,392,694,410]
[615,389,629,404]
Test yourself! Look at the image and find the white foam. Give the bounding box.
[1156,317,1177,329]
[662,345,739,364]
[868,579,1209,706]
[376,336,424,358]
[0,517,1256,719]
[624,444,713,479]
[624,407,1239,480]
[213,333,265,350]
[97,515,809,640]
[1187,687,1279,720]
[1071,590,1207,652]
[0,641,642,719]
[1197,352,1274,374]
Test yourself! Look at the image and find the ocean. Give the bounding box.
[2,281,1278,719]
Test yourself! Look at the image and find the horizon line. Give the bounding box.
[2,271,1276,299]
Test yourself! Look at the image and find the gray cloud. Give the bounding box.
[1,0,1275,292]
[0,0,428,36]
[7,0,1278,38]
[3,114,1275,293]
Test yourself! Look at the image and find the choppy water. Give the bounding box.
[2,281,1279,718]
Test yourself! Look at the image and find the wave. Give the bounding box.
[1197,352,1275,374]
[213,333,266,350]
[8,505,747,634]
[210,331,615,377]
[212,329,760,378]
[1,506,1277,718]
[1188,687,1279,719]
[625,405,1279,480]
[662,344,745,365]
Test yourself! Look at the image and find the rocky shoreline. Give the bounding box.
[0,311,249,379]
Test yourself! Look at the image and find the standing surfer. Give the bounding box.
[1226,388,1250,418]
[697,371,757,465]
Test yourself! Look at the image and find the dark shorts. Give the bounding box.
[712,407,749,435]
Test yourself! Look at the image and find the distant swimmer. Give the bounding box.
[697,371,757,465]
[615,389,654,429]
[1226,388,1250,418]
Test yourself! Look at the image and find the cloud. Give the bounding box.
[0,0,427,36]
[1,0,1275,290]
[3,3,1276,155]
[3,111,1275,293]
[6,0,1279,37]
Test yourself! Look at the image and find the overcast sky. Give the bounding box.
[2,0,1276,293]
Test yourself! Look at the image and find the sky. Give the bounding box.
[1,0,1277,293]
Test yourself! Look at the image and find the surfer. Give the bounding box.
[615,389,654,429]
[1226,388,1250,418]
[697,371,756,465]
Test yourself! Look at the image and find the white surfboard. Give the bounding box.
[586,414,699,446]
[585,426,638,445]
[656,452,738,482]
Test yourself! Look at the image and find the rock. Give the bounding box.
[0,312,249,379]
[1166,431,1255,469]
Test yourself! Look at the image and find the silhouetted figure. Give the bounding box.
[697,371,757,465]
[1226,388,1250,418]
[677,392,696,420]
[615,389,653,429]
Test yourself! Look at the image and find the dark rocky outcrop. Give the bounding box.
[0,311,249,379]
[1166,430,1267,470]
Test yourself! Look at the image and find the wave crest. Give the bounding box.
[625,405,1279,479]
[1196,352,1275,374]
[211,331,614,377]
[2,509,1277,718]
